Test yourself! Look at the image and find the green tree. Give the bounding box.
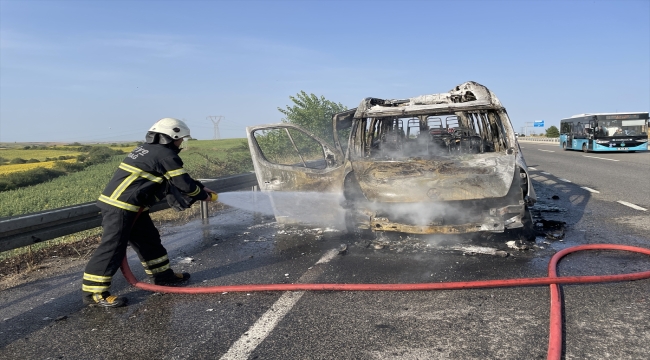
[546,126,560,138]
[277,91,347,144]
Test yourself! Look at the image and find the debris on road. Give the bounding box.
[177,257,194,264]
[506,241,530,251]
[450,245,509,257]
[338,244,348,254]
[534,219,566,240]
[532,204,565,212]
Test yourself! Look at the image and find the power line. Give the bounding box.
[207,116,224,140]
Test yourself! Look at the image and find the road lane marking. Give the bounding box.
[616,201,647,211]
[538,149,555,153]
[528,167,537,170]
[220,249,339,360]
[541,172,551,175]
[583,155,619,162]
[580,187,600,193]
[559,179,571,183]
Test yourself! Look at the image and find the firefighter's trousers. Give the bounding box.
[82,203,171,295]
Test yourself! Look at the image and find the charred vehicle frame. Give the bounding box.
[246,81,536,238]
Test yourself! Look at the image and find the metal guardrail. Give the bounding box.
[0,173,258,253]
[518,137,559,143]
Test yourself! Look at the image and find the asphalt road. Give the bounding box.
[1,147,649,359]
[519,141,650,211]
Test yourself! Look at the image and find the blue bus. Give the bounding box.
[559,112,649,152]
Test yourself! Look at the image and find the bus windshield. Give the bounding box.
[595,119,647,137]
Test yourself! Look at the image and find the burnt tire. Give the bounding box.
[582,143,588,153]
[506,206,536,243]
[344,210,374,239]
[518,206,536,242]
[562,142,567,150]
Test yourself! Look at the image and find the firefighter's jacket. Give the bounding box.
[98,143,207,212]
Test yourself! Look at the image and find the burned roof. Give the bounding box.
[353,81,504,118]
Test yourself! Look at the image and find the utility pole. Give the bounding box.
[524,122,533,136]
[207,116,224,140]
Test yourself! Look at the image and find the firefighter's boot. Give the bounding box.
[83,292,128,308]
[153,269,190,286]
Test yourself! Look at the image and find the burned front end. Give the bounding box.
[341,81,536,235]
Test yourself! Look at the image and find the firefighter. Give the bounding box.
[82,118,217,308]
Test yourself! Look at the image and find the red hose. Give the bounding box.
[121,244,650,360]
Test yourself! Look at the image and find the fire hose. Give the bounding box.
[120,244,650,360]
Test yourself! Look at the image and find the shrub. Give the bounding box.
[9,158,27,164]
[53,161,86,172]
[185,143,253,179]
[86,146,124,165]
[0,167,66,192]
[26,158,40,163]
[23,146,31,150]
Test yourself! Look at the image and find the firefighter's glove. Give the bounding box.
[207,192,218,202]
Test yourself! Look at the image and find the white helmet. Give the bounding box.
[149,118,191,140]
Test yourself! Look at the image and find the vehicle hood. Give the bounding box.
[351,153,516,202]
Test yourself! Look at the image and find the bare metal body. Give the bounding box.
[247,81,536,236]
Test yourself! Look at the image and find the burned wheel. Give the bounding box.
[518,206,536,242]
[582,143,588,153]
[344,210,374,239]
[562,142,567,150]
[506,206,536,243]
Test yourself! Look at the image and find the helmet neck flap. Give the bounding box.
[145,131,175,145]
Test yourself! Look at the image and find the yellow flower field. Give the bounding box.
[0,159,77,175]
[0,149,81,162]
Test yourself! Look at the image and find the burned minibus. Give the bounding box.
[246,81,536,238]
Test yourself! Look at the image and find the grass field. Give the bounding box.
[182,138,248,153]
[0,138,252,218]
[0,138,253,262]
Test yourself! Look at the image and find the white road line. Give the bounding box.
[559,179,572,183]
[538,149,555,153]
[220,249,339,360]
[581,187,600,193]
[583,155,619,162]
[616,201,648,211]
[528,167,537,170]
[541,172,551,175]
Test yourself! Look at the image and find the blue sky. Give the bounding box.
[1,0,648,142]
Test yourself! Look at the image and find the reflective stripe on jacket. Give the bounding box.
[98,143,207,211]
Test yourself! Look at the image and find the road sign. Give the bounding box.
[534,120,545,127]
